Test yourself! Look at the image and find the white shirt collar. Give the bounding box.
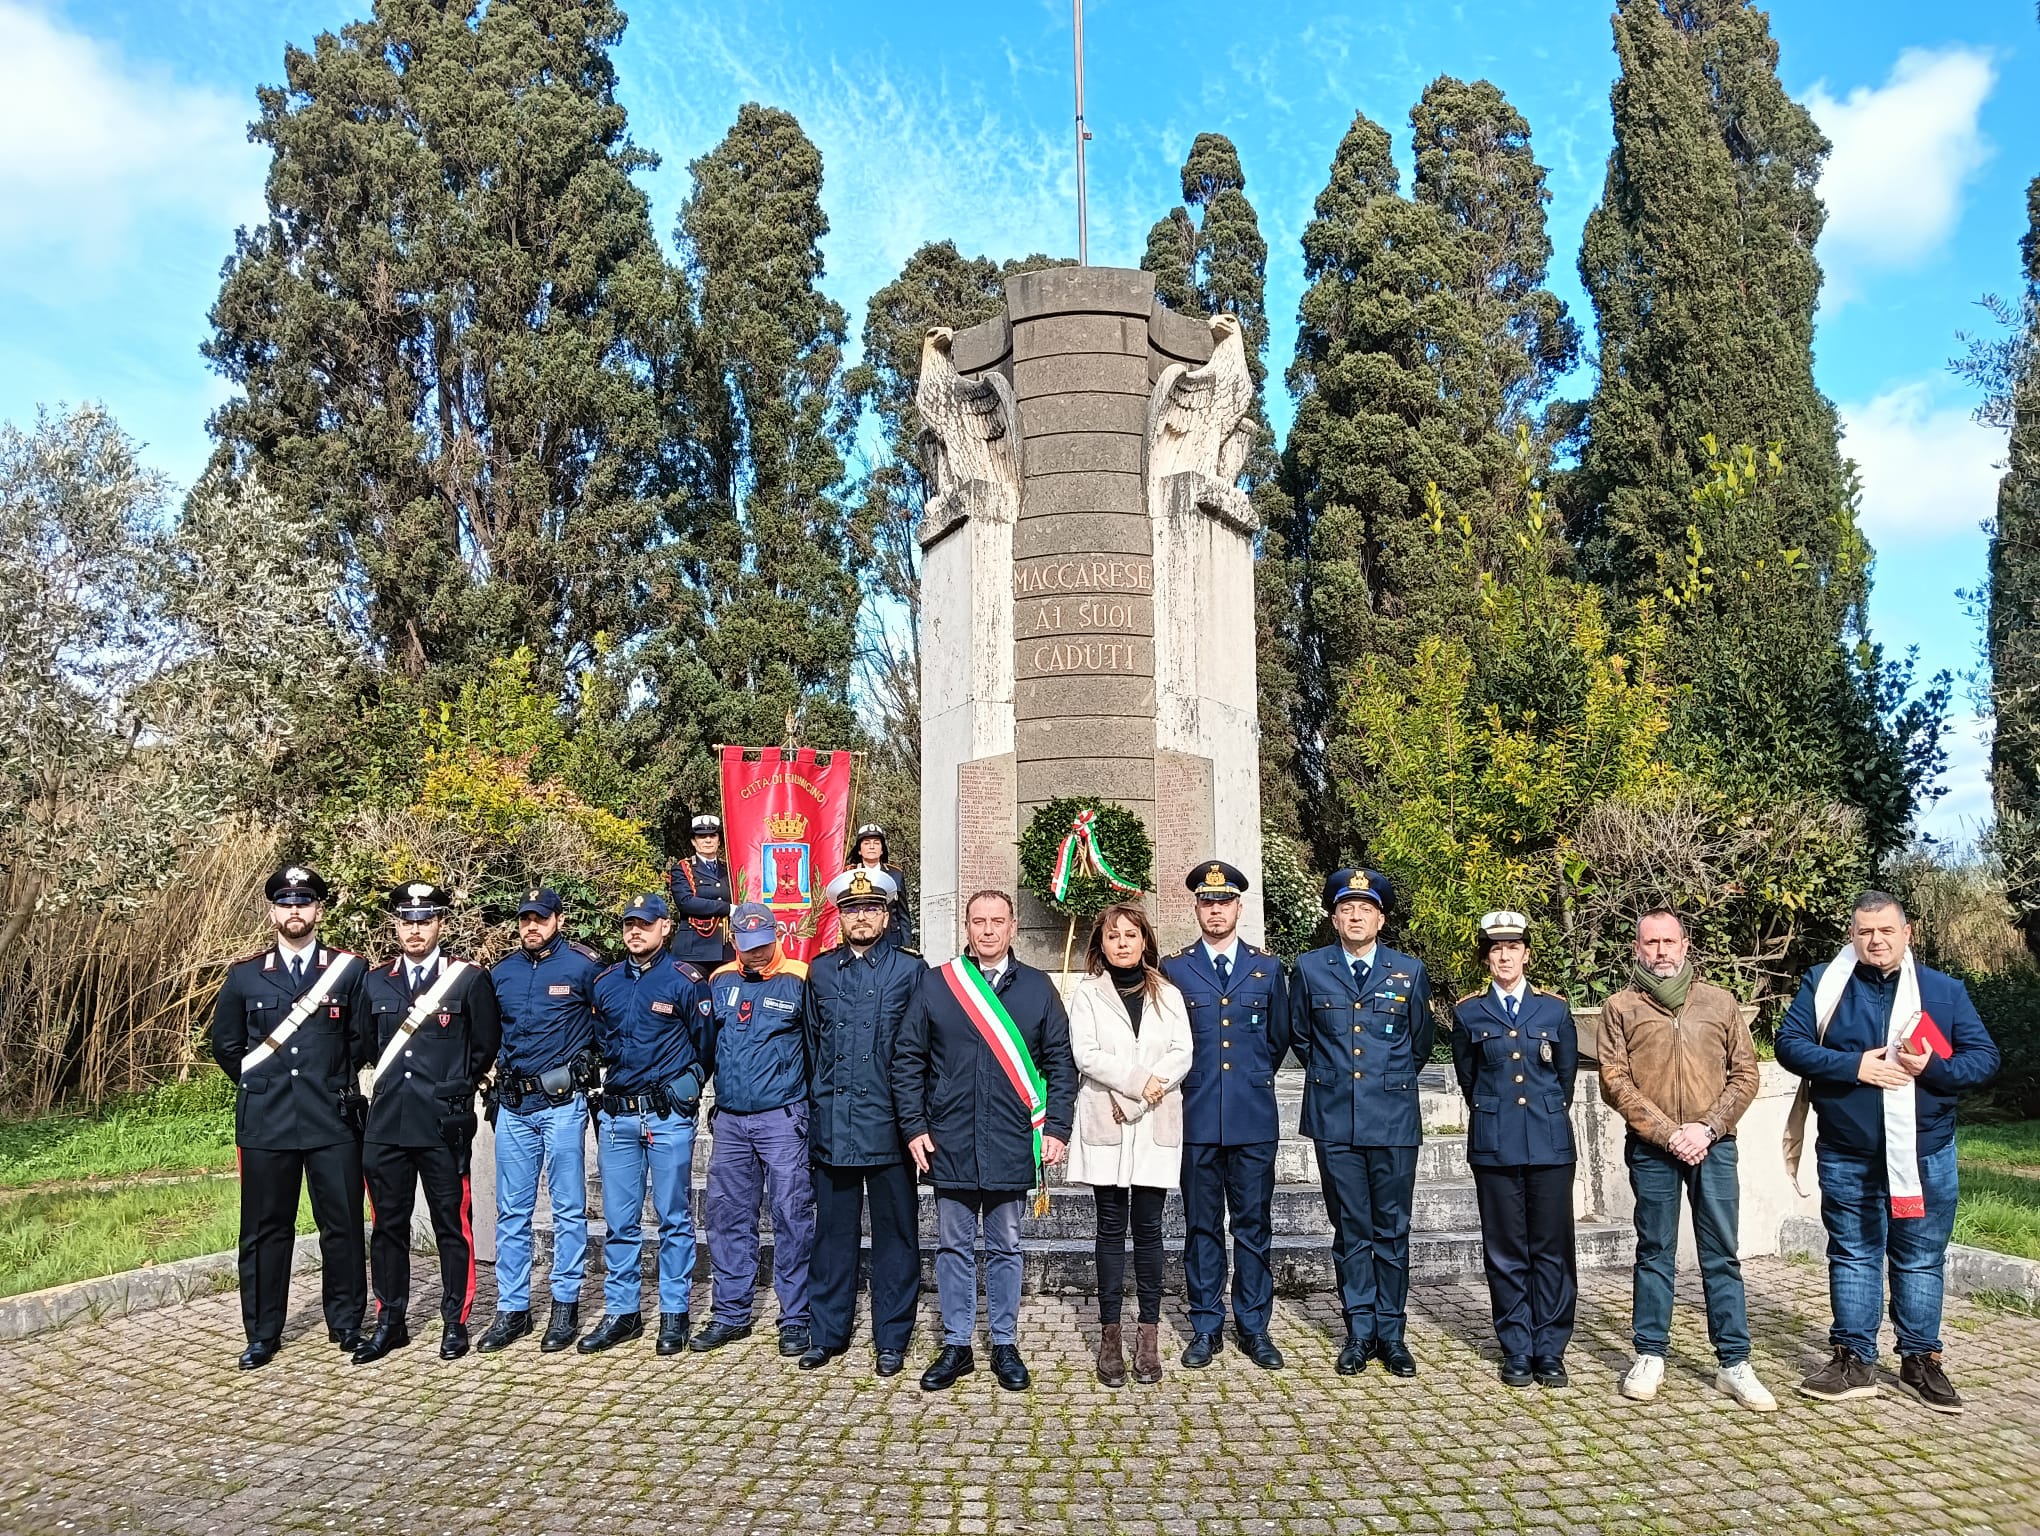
[977,953,1010,986]
[407,947,443,977]
[1203,937,1240,969]
[1493,978,1528,1006]
[277,933,318,964]
[1342,941,1379,970]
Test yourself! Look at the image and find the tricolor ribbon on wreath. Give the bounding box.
[1048,808,1140,902]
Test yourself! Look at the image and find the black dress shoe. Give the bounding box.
[920,1344,975,1391]
[538,1300,581,1353]
[1181,1330,1221,1369]
[476,1310,531,1353]
[1237,1330,1285,1370]
[989,1344,1030,1391]
[798,1344,845,1370]
[237,1339,280,1371]
[440,1324,469,1360]
[1380,1341,1417,1377]
[656,1313,691,1356]
[351,1313,410,1364]
[1532,1353,1569,1388]
[1336,1336,1371,1375]
[688,1320,752,1353]
[328,1325,364,1352]
[874,1348,905,1377]
[1500,1353,1534,1387]
[778,1323,811,1357]
[577,1312,644,1354]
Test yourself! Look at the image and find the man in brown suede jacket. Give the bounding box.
[1597,909,1772,1411]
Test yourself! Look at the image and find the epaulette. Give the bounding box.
[568,940,602,961]
[895,945,922,957]
[1456,990,1483,1005]
[1175,943,1198,958]
[594,960,621,979]
[674,960,707,983]
[230,948,269,967]
[1534,987,1566,1000]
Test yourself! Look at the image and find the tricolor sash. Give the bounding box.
[240,952,360,1075]
[371,960,473,1088]
[939,956,1051,1214]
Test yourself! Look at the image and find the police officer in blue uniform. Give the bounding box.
[1452,909,1579,1387]
[477,887,604,1355]
[1290,868,1434,1377]
[580,893,714,1358]
[669,813,735,968]
[1161,860,1289,1371]
[844,823,916,951]
[356,882,501,1364]
[801,867,926,1375]
[211,866,372,1369]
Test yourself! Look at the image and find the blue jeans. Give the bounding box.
[494,1095,589,1310]
[1817,1139,1960,1361]
[597,1107,698,1316]
[935,1191,1024,1347]
[1626,1134,1750,1367]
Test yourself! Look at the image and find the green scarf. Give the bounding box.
[1632,959,1693,1013]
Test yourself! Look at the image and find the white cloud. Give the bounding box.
[1839,380,2004,543]
[1807,47,1995,298]
[0,2,263,263]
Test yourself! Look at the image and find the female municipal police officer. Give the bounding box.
[1451,910,1579,1388]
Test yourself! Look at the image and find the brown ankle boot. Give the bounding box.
[1096,1322,1126,1387]
[1134,1323,1162,1383]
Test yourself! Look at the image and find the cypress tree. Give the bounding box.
[204,0,681,679]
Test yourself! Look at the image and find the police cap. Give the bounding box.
[1323,867,1393,914]
[1186,861,1248,902]
[266,865,329,904]
[388,881,450,919]
[1477,909,1530,950]
[690,814,722,835]
[730,902,777,947]
[623,892,671,924]
[826,866,897,908]
[515,887,564,918]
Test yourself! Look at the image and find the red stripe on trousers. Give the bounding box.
[458,1175,476,1323]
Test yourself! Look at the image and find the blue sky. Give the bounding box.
[3,0,2031,838]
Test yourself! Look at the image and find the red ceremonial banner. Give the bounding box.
[718,746,856,962]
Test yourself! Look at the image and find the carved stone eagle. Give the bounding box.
[1145,312,1255,491]
[916,325,1020,505]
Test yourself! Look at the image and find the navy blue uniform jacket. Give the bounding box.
[489,935,602,1079]
[212,944,372,1151]
[667,857,734,967]
[892,956,1077,1193]
[1774,959,1998,1159]
[592,955,712,1095]
[701,957,811,1114]
[1160,941,1290,1146]
[806,940,927,1165]
[361,954,501,1147]
[1451,987,1577,1168]
[1290,942,1434,1148]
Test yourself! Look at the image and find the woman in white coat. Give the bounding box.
[1067,902,1193,1386]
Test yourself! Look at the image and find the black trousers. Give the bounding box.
[1094,1184,1168,1325]
[1181,1140,1277,1335]
[809,1159,921,1352]
[1315,1142,1418,1342]
[362,1138,476,1327]
[237,1141,365,1345]
[1472,1162,1578,1359]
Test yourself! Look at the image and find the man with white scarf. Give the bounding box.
[1775,891,1998,1414]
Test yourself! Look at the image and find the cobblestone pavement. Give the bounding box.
[3,1256,2037,1536]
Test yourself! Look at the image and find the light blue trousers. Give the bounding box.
[494,1095,589,1310]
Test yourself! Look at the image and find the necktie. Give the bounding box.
[412,965,427,994]
[290,954,304,986]
[1352,957,1369,992]
[1214,953,1231,986]
[1505,992,1519,1021]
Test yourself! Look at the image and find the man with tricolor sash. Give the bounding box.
[355,882,501,1364]
[1777,890,1999,1414]
[893,889,1076,1392]
[211,865,372,1371]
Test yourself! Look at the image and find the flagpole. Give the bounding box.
[1073,0,1090,265]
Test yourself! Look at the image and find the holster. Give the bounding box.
[338,1089,368,1133]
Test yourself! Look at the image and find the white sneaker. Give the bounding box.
[1716,1360,1779,1412]
[1620,1354,1665,1401]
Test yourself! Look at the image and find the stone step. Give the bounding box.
[578,1178,1484,1241]
[532,1221,1633,1295]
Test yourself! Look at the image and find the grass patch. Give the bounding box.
[1956,1119,2040,1171]
[0,1176,312,1299]
[0,1073,236,1187]
[1953,1165,2040,1261]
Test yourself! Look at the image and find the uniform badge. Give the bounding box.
[547,984,571,996]
[328,1006,341,1018]
[737,999,754,1025]
[651,1000,675,1015]
[438,1013,451,1028]
[1540,1040,1552,1064]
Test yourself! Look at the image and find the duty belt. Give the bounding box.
[601,1090,663,1116]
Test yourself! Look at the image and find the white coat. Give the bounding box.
[1064,971,1195,1190]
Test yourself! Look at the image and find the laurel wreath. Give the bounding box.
[1017,798,1154,921]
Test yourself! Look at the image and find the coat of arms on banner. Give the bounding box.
[760,811,813,915]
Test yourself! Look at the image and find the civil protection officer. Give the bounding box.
[801,867,926,1374]
[691,903,817,1357]
[477,887,603,1355]
[1290,868,1434,1377]
[1451,910,1579,1388]
[356,882,502,1363]
[669,813,735,969]
[844,823,915,950]
[581,893,714,1357]
[210,865,371,1370]
[1161,860,1289,1371]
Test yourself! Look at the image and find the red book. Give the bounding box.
[1908,1010,1953,1061]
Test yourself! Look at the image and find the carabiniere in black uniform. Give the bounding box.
[357,883,502,1363]
[210,865,371,1368]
